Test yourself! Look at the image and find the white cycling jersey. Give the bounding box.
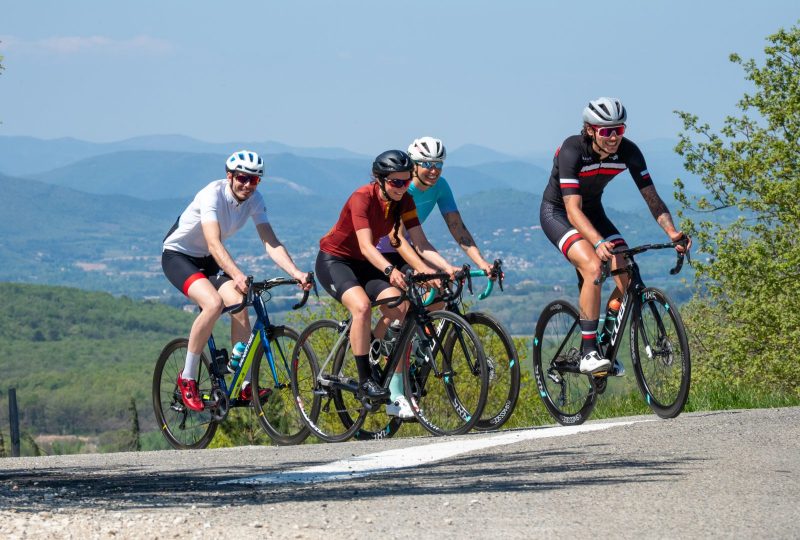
[162,179,269,257]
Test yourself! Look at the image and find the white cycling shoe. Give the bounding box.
[579,351,612,374]
[386,395,414,419]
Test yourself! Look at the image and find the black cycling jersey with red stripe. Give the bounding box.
[541,135,654,207]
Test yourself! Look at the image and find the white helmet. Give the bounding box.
[582,97,627,126]
[226,150,264,176]
[407,136,446,162]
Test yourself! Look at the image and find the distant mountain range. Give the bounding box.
[0,134,705,301]
[0,134,702,207]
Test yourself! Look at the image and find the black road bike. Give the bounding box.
[291,268,489,442]
[532,241,691,425]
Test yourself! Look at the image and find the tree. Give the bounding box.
[674,23,800,396]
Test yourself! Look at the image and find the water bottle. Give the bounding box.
[382,320,402,356]
[370,320,402,362]
[228,341,246,373]
[599,298,622,345]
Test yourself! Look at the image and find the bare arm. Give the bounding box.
[407,225,459,277]
[639,185,677,234]
[639,186,692,250]
[395,229,437,274]
[256,222,310,284]
[202,221,248,292]
[443,211,492,275]
[355,227,407,290]
[564,194,604,247]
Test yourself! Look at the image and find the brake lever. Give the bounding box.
[493,259,504,292]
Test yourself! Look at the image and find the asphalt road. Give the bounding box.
[1,407,798,539]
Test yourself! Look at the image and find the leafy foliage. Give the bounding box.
[0,283,197,437]
[674,23,800,397]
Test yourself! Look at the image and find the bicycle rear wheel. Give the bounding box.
[464,311,521,431]
[631,288,691,418]
[152,338,218,449]
[251,325,311,445]
[291,319,365,443]
[331,338,403,442]
[404,310,489,436]
[532,301,596,425]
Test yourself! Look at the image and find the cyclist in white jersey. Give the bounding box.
[162,150,311,412]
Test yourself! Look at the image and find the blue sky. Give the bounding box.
[1,1,797,155]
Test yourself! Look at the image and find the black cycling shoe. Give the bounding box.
[358,378,390,401]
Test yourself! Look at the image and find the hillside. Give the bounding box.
[0,283,198,440]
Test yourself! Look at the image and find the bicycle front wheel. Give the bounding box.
[152,338,218,449]
[291,319,365,443]
[532,301,596,425]
[404,310,489,436]
[631,288,691,418]
[464,311,521,431]
[251,325,311,445]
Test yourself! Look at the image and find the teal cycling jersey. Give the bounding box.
[376,176,458,253]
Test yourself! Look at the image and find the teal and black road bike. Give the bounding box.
[291,267,489,442]
[447,260,520,431]
[532,241,691,425]
[153,276,313,449]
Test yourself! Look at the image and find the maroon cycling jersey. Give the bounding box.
[541,135,654,208]
[320,182,420,260]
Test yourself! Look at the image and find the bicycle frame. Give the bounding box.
[205,276,312,406]
[207,293,282,399]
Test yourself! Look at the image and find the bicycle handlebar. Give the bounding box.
[380,265,471,309]
[593,239,690,285]
[476,259,504,300]
[223,272,317,314]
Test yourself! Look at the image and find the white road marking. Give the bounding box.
[224,420,648,485]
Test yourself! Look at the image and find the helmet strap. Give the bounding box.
[413,168,434,188]
[377,177,392,202]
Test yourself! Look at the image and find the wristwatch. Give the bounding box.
[383,264,395,277]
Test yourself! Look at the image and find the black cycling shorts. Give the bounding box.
[161,249,231,296]
[315,251,393,302]
[539,202,626,258]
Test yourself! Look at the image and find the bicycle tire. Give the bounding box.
[152,338,218,449]
[464,311,521,431]
[251,325,311,445]
[403,310,489,436]
[631,287,691,418]
[330,336,404,442]
[291,319,365,442]
[532,300,596,425]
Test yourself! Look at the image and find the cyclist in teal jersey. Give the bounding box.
[375,137,495,414]
[377,136,494,275]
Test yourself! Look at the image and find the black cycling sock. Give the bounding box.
[580,319,599,355]
[354,354,372,382]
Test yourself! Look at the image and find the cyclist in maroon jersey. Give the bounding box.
[316,150,455,408]
[539,97,691,375]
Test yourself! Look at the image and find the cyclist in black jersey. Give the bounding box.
[539,97,691,375]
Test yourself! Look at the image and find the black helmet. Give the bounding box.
[372,150,414,176]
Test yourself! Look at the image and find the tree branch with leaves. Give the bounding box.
[674,23,800,396]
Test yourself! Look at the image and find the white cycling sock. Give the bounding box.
[182,351,201,380]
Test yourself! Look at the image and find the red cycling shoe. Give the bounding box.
[176,374,204,412]
[240,383,271,402]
